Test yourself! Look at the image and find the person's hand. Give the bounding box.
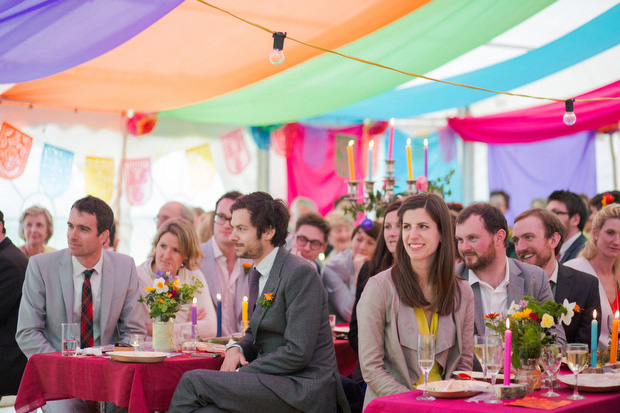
[220,346,248,371]
[197,308,207,320]
[290,247,312,263]
[352,252,370,279]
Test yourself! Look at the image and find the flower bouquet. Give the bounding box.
[139,270,203,322]
[485,297,578,369]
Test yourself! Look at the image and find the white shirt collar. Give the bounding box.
[72,254,103,277]
[255,246,279,278]
[212,238,224,260]
[467,256,510,289]
[549,259,559,285]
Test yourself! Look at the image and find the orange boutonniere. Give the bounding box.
[243,262,252,276]
[259,292,274,308]
[485,313,501,319]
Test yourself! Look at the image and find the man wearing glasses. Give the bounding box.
[199,191,251,336]
[546,190,588,263]
[290,212,330,279]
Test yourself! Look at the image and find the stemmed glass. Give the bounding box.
[484,335,503,404]
[474,335,487,380]
[540,344,563,397]
[417,334,436,401]
[566,343,588,400]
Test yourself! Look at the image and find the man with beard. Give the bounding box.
[169,192,349,413]
[454,204,565,368]
[512,208,600,345]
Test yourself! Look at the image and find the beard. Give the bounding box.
[461,244,497,271]
[235,242,264,260]
[517,248,554,269]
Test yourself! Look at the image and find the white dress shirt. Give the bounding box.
[468,257,511,334]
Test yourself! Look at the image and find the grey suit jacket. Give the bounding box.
[237,247,349,413]
[199,239,250,334]
[16,249,146,358]
[456,258,566,346]
[357,269,474,408]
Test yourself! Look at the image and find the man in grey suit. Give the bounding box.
[169,192,349,413]
[17,196,145,411]
[547,190,588,263]
[454,203,566,355]
[512,208,601,345]
[199,191,252,335]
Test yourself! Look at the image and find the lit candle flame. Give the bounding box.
[594,309,597,319]
[216,293,221,300]
[389,118,395,126]
[193,297,197,304]
[369,140,374,148]
[424,138,428,147]
[243,296,248,302]
[506,318,510,328]
[348,140,354,147]
[407,138,411,146]
[616,310,619,319]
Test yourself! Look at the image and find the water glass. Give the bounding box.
[484,334,503,404]
[129,334,145,351]
[417,334,436,401]
[61,323,79,356]
[180,325,197,354]
[566,343,588,400]
[474,335,487,380]
[540,344,563,397]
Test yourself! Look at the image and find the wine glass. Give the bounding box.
[474,335,487,380]
[484,335,503,404]
[129,334,144,352]
[417,334,436,401]
[566,343,588,400]
[540,344,563,397]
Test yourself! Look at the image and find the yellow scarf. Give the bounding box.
[413,307,442,386]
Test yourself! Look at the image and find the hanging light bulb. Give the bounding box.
[563,99,576,126]
[269,32,286,65]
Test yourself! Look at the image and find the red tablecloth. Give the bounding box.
[364,383,620,413]
[334,339,358,377]
[14,352,223,413]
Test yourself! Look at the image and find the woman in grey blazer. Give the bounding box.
[358,194,474,408]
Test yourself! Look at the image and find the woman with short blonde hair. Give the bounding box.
[19,205,56,257]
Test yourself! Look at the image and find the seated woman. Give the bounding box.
[137,217,217,338]
[323,221,380,323]
[357,194,474,408]
[19,205,56,258]
[566,203,620,348]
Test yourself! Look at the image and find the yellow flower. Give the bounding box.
[513,308,532,319]
[145,286,155,292]
[541,313,554,328]
[172,279,181,290]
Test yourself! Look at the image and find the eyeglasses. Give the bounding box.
[550,210,571,216]
[214,214,232,225]
[295,235,324,250]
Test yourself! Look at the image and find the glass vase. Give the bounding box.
[516,358,542,393]
[152,319,175,352]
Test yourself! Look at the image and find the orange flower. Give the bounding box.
[158,297,165,303]
[485,313,500,319]
[574,304,580,313]
[166,293,172,298]
[243,262,252,269]
[264,292,274,301]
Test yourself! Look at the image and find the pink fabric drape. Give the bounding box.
[448,79,620,144]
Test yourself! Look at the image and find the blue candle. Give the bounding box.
[591,310,598,367]
[216,293,222,337]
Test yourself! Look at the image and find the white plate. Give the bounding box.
[108,351,169,363]
[418,380,491,398]
[334,325,350,334]
[558,373,620,392]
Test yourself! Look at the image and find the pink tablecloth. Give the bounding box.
[14,352,223,413]
[365,384,620,413]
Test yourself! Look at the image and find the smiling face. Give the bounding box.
[67,208,107,268]
[593,218,620,259]
[401,208,440,265]
[24,213,48,247]
[383,210,400,255]
[512,215,558,270]
[455,214,500,271]
[154,232,185,275]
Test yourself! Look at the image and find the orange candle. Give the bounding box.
[406,138,413,180]
[347,140,355,180]
[611,310,619,364]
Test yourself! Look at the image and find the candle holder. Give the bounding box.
[345,180,361,200]
[363,181,375,200]
[406,179,417,195]
[385,159,395,175]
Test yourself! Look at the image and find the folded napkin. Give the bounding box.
[506,396,571,410]
[76,347,104,356]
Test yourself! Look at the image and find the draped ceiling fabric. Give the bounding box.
[0,0,183,83]
[2,0,429,112]
[447,79,620,144]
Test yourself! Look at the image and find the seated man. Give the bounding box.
[17,196,145,412]
[512,208,601,345]
[169,192,348,413]
[546,190,588,263]
[290,212,330,279]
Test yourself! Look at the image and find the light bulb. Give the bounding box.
[269,49,285,65]
[269,32,287,65]
[563,99,576,126]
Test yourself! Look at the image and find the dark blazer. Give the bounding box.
[555,263,601,345]
[560,233,587,264]
[238,247,349,413]
[0,237,28,396]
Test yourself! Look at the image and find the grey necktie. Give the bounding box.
[248,268,261,319]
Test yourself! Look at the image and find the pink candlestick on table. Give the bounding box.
[423,138,428,178]
[504,318,512,386]
[387,118,394,160]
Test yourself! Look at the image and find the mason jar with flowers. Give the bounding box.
[485,296,578,391]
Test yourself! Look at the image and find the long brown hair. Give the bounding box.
[365,200,402,284]
[391,193,460,315]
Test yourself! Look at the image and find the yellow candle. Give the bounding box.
[242,296,248,322]
[611,310,619,364]
[406,138,413,180]
[347,140,355,180]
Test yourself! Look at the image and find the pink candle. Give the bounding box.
[504,318,512,386]
[191,297,197,338]
[423,138,428,178]
[387,118,394,160]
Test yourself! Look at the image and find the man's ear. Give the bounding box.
[495,229,507,246]
[263,227,275,242]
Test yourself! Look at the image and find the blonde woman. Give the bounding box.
[566,203,620,348]
[137,217,216,338]
[19,205,56,257]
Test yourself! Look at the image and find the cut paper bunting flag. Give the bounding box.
[40,144,73,198]
[85,156,115,203]
[0,122,32,180]
[220,129,250,175]
[123,158,152,206]
[185,143,215,191]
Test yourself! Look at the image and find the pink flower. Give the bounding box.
[416,176,428,192]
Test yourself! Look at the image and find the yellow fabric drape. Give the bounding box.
[414,307,442,386]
